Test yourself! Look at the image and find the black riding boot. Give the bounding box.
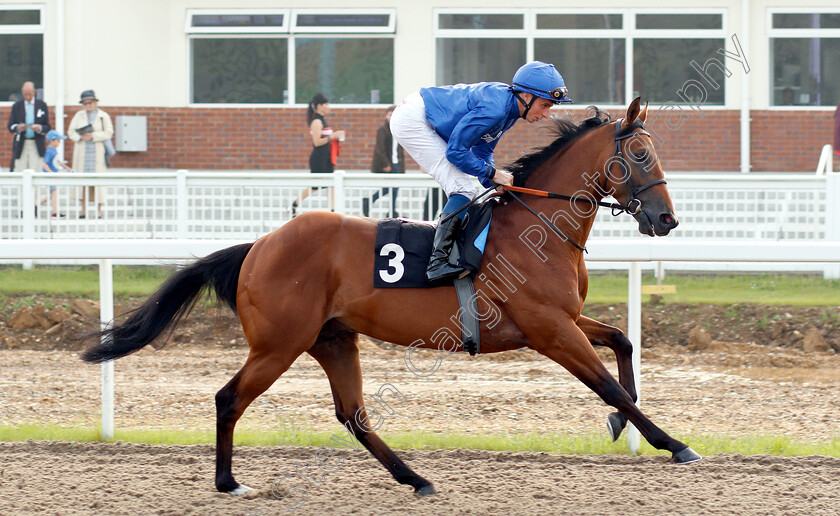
[426,213,465,283]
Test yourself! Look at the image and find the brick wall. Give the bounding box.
[0,106,833,172]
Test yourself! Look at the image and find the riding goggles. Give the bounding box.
[512,83,573,104]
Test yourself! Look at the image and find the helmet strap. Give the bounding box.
[512,91,536,120]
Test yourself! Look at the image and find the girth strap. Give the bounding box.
[453,275,480,355]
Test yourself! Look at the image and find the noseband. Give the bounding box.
[609,118,667,216]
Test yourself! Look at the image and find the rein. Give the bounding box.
[503,184,641,217]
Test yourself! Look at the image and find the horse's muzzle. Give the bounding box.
[636,208,679,236]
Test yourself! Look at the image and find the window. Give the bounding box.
[295,38,393,104]
[435,11,526,84]
[769,10,840,107]
[187,9,395,105]
[0,6,44,103]
[435,9,727,106]
[534,13,626,105]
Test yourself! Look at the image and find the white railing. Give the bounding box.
[2,169,839,276]
[816,144,834,176]
[2,238,839,447]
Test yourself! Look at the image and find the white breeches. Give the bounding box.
[390,92,478,199]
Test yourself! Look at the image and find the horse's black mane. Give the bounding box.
[506,107,612,187]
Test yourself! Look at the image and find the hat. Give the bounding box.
[46,130,67,141]
[80,90,98,103]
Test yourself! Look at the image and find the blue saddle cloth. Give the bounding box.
[373,201,494,288]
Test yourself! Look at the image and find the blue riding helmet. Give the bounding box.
[511,61,573,104]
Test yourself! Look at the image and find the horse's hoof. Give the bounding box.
[228,484,254,496]
[414,483,438,497]
[606,413,624,442]
[672,447,702,464]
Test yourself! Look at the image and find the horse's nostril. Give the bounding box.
[660,213,678,229]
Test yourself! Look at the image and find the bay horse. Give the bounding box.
[82,98,699,497]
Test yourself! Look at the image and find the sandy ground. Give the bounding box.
[1,339,840,515]
[2,441,840,515]
[1,341,839,438]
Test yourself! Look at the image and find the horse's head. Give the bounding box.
[603,98,679,236]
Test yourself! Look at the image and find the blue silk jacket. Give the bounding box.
[420,82,520,187]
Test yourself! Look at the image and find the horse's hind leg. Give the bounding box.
[215,345,308,494]
[307,329,437,496]
[577,316,636,441]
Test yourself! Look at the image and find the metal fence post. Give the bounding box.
[176,169,188,238]
[99,258,115,440]
[334,170,346,214]
[627,262,642,453]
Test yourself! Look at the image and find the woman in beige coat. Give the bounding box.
[68,89,113,218]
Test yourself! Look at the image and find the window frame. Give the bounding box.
[434,8,730,108]
[767,7,840,110]
[185,8,290,34]
[0,4,45,106]
[185,8,395,108]
[292,8,395,34]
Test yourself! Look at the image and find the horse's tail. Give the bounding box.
[81,243,255,364]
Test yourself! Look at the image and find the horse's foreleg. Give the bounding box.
[534,321,700,463]
[307,334,437,496]
[215,348,303,494]
[576,316,635,441]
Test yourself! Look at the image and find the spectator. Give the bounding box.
[781,87,795,106]
[7,81,50,172]
[364,105,405,217]
[41,130,72,218]
[291,93,346,216]
[68,90,113,219]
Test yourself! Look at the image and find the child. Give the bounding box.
[42,129,72,218]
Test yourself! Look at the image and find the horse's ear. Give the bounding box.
[625,96,642,126]
[639,101,649,123]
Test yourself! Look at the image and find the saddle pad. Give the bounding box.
[373,201,494,288]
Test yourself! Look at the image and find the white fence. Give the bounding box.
[2,238,839,448]
[1,169,839,276]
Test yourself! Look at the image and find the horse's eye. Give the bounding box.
[631,151,647,162]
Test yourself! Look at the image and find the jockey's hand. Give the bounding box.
[492,168,514,192]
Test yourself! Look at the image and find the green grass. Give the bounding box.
[586,272,840,306]
[2,266,837,306]
[0,265,175,296]
[2,424,839,458]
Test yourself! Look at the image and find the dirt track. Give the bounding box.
[3,294,840,515]
[3,441,840,515]
[1,341,840,515]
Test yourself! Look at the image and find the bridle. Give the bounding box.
[608,118,667,217]
[499,117,667,252]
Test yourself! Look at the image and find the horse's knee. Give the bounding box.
[215,384,238,421]
[613,331,633,355]
[334,410,349,426]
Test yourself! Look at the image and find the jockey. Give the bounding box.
[390,61,572,282]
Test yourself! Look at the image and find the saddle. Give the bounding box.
[373,200,496,355]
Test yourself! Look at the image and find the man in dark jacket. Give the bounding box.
[7,81,50,171]
[364,105,405,217]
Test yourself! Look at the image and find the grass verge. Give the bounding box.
[586,272,840,306]
[0,265,174,296]
[2,424,839,458]
[1,266,838,306]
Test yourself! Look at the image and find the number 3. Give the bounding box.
[379,243,405,283]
